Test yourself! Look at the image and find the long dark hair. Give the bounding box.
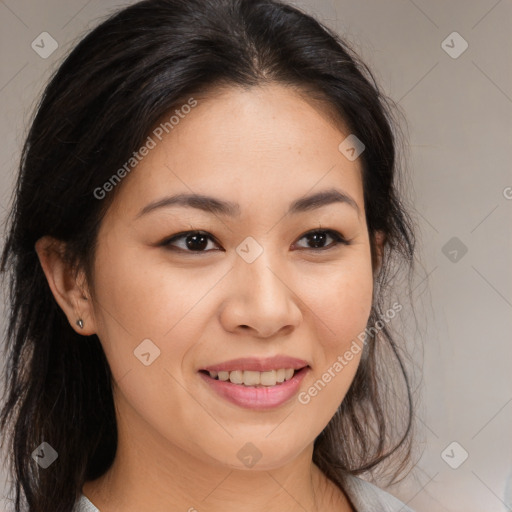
[0,0,418,510]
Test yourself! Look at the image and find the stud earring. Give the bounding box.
[76,319,84,329]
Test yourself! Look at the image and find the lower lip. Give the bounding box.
[198,367,309,410]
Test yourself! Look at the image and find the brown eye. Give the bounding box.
[161,231,221,253]
[160,228,350,255]
[294,229,350,251]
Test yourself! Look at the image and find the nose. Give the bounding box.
[219,251,302,338]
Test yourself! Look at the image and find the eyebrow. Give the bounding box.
[135,188,361,219]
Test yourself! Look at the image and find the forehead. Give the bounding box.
[105,83,364,221]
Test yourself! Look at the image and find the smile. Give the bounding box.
[198,366,310,409]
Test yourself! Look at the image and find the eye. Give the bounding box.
[160,231,221,253]
[293,229,350,251]
[160,228,350,254]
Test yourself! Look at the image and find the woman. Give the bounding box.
[0,0,419,511]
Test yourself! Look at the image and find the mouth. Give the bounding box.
[197,366,310,410]
[198,367,308,387]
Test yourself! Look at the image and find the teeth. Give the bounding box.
[230,370,243,384]
[243,370,261,386]
[208,368,297,386]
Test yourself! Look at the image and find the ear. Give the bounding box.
[372,230,386,277]
[35,236,97,336]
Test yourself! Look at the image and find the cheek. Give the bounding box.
[89,247,214,438]
[302,255,374,346]
[297,256,373,410]
[92,243,179,334]
[90,244,220,376]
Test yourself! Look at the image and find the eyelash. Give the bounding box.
[160,229,351,254]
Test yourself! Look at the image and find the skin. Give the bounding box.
[36,83,384,512]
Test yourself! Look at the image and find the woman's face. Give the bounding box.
[87,83,378,470]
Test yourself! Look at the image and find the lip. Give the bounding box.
[200,355,310,372]
[199,366,310,410]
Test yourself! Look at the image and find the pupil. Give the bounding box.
[309,232,326,248]
[186,234,208,251]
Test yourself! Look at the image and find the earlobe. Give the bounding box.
[34,236,96,335]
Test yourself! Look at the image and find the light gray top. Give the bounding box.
[73,474,415,512]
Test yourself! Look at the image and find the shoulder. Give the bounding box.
[73,494,100,512]
[341,474,416,512]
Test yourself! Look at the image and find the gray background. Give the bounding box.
[1,1,511,511]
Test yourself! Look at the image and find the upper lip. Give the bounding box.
[201,356,310,373]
